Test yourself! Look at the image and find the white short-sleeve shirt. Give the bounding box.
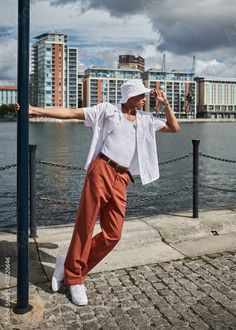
[83,103,165,185]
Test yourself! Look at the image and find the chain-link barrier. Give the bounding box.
[36,160,83,170]
[158,153,193,165]
[1,150,235,214]
[0,185,192,211]
[36,153,193,171]
[0,163,17,211]
[199,152,236,163]
[1,152,235,173]
[36,184,192,210]
[37,195,78,207]
[128,184,192,206]
[1,151,234,174]
[0,201,17,209]
[0,164,17,171]
[200,184,236,193]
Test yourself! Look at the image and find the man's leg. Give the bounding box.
[64,158,110,285]
[64,158,130,284]
[82,173,128,277]
[82,201,124,276]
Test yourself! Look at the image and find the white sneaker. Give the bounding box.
[70,284,88,306]
[52,254,66,292]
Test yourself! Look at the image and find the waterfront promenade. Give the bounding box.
[0,208,236,329]
[2,116,236,123]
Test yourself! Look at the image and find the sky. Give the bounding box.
[0,0,236,85]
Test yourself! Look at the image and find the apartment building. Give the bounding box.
[142,69,197,118]
[78,72,84,108]
[83,67,141,107]
[195,76,236,119]
[30,32,78,108]
[0,86,17,106]
[118,55,145,72]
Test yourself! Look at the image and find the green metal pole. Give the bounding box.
[13,0,32,314]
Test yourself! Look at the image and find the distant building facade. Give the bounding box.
[118,55,145,72]
[195,76,236,119]
[0,86,17,106]
[66,47,79,108]
[142,69,197,118]
[30,32,78,108]
[83,67,141,107]
[78,72,84,108]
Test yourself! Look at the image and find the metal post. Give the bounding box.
[29,145,37,238]
[13,0,32,314]
[192,139,200,218]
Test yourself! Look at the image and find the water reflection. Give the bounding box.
[0,121,235,228]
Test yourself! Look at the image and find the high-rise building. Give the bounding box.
[83,67,141,107]
[0,86,17,106]
[66,47,79,108]
[78,71,84,108]
[118,55,145,72]
[30,32,78,108]
[195,76,236,119]
[142,69,197,118]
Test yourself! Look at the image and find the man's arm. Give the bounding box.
[29,105,85,120]
[151,89,180,133]
[159,103,180,132]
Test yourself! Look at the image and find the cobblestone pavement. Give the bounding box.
[1,251,236,329]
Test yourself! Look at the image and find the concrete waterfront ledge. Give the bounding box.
[0,208,235,291]
[28,117,236,123]
[1,117,236,123]
[37,208,236,277]
[0,208,235,329]
[178,118,236,123]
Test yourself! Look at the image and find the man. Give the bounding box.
[19,79,180,306]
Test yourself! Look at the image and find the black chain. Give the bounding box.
[2,183,233,211]
[0,164,17,171]
[37,196,78,207]
[128,184,192,206]
[36,160,83,170]
[37,185,192,209]
[0,201,17,209]
[37,154,193,170]
[1,152,235,174]
[159,153,192,165]
[199,152,236,163]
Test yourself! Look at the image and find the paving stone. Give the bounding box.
[108,279,121,286]
[100,325,119,330]
[144,307,162,318]
[82,321,100,330]
[126,285,142,294]
[115,315,136,328]
[226,291,236,300]
[3,251,236,329]
[152,316,171,328]
[80,313,96,322]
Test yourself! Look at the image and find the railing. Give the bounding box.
[0,140,235,237]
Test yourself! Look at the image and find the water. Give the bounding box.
[0,121,235,228]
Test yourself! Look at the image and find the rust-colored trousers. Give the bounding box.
[64,156,131,285]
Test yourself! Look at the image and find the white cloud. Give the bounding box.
[0,37,17,85]
[31,4,159,47]
[0,0,236,84]
[196,59,236,78]
[0,0,17,28]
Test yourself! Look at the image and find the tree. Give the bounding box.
[0,104,16,118]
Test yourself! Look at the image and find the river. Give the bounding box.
[0,121,235,228]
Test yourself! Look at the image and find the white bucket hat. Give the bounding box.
[119,79,151,103]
